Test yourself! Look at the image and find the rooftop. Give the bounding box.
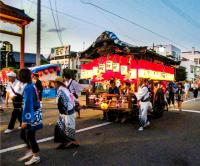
[0,1,33,26]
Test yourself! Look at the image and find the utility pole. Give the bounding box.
[36,0,41,66]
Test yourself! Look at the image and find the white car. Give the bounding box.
[78,79,90,93]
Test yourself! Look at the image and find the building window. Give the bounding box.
[190,66,194,73]
[194,58,198,65]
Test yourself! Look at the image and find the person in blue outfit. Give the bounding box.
[53,76,79,149]
[18,68,42,165]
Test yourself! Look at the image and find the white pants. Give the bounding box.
[139,101,152,127]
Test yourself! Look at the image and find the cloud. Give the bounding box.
[47,27,66,33]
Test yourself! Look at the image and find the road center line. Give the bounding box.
[0,122,112,154]
[182,109,200,113]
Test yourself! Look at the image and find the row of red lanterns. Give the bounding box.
[35,67,60,77]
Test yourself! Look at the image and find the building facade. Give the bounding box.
[181,47,200,81]
[181,47,200,66]
[148,44,181,61]
[180,58,195,81]
[49,45,79,70]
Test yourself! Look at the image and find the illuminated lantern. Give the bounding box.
[38,71,43,77]
[100,103,108,111]
[113,63,119,72]
[106,61,113,70]
[44,69,49,75]
[121,65,127,75]
[99,64,105,73]
[49,68,54,73]
[56,66,60,72]
[93,67,98,75]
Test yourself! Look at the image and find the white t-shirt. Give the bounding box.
[184,83,190,91]
[6,79,24,98]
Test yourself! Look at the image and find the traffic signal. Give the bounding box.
[2,41,13,52]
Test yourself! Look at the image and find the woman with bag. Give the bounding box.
[63,72,82,118]
[18,69,43,165]
[53,76,79,149]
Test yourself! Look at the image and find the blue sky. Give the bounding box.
[1,0,200,57]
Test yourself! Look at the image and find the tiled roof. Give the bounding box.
[12,52,46,64]
[0,1,33,22]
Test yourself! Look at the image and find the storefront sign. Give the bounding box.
[51,45,70,57]
[113,63,120,72]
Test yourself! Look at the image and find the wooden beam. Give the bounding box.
[20,25,25,69]
[0,29,22,37]
[0,15,24,27]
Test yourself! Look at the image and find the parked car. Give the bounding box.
[78,79,90,93]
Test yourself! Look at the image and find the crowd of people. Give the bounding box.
[93,78,199,131]
[1,69,200,165]
[1,69,81,165]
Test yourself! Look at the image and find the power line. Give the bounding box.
[26,0,106,30]
[80,0,189,50]
[48,0,63,45]
[161,0,200,29]
[94,7,145,45]
[54,0,63,44]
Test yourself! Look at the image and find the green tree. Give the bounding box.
[41,58,49,65]
[63,68,77,80]
[175,66,187,81]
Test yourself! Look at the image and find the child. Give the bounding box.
[175,83,184,111]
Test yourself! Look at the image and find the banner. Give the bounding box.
[80,70,93,79]
[138,69,174,81]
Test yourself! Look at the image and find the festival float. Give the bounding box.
[80,31,180,120]
[29,64,61,98]
[0,68,14,84]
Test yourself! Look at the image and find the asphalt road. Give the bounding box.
[1,97,200,166]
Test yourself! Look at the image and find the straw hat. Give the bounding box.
[54,76,65,85]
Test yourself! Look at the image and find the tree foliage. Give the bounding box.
[175,66,187,81]
[63,68,77,80]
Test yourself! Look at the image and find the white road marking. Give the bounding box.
[1,97,199,154]
[0,122,112,154]
[182,110,200,113]
[171,109,200,113]
[183,97,200,103]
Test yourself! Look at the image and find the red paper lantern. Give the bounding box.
[49,68,54,73]
[38,71,43,77]
[44,69,49,75]
[56,66,60,72]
